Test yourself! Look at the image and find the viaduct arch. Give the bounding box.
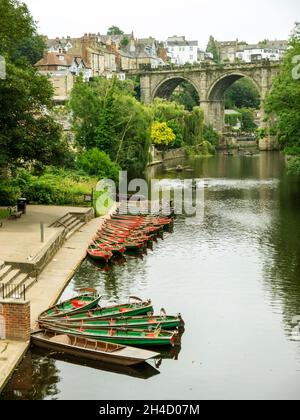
[136,62,280,135]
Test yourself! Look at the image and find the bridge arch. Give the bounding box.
[208,72,261,101]
[152,76,200,102]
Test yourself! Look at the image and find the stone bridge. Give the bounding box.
[132,62,280,136]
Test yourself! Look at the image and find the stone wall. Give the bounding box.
[0,300,31,342]
[259,137,280,151]
[149,146,186,166]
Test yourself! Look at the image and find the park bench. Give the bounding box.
[8,206,23,220]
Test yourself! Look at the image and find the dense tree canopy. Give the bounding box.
[170,81,200,111]
[265,37,300,173]
[107,26,124,36]
[225,78,261,109]
[0,63,68,169]
[0,0,72,173]
[0,0,45,64]
[70,76,152,177]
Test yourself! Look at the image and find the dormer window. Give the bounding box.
[59,55,65,61]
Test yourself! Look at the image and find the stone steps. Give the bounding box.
[6,274,35,299]
[52,213,87,240]
[66,221,86,240]
[0,268,22,286]
[0,262,35,299]
[0,264,13,280]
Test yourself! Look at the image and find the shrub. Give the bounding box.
[203,124,220,147]
[77,148,120,183]
[0,183,21,206]
[151,122,176,149]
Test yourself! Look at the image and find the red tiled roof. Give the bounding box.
[35,52,74,67]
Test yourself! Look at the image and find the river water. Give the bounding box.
[2,152,300,400]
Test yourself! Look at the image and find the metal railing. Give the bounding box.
[0,283,26,301]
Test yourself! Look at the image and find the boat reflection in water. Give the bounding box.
[34,348,161,380]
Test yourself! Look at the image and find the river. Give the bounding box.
[2,151,300,400]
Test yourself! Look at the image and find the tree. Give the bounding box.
[70,76,152,177]
[225,78,261,109]
[120,36,130,48]
[107,26,124,36]
[170,81,200,111]
[0,0,45,64]
[239,108,257,132]
[0,63,69,170]
[265,37,300,173]
[151,122,176,149]
[206,36,220,63]
[77,148,120,182]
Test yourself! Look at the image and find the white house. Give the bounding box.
[236,46,285,63]
[165,36,198,65]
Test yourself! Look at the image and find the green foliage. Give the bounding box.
[0,168,98,206]
[225,78,260,109]
[107,26,124,36]
[203,124,220,147]
[151,122,176,148]
[170,81,200,111]
[0,208,10,219]
[0,183,21,206]
[239,108,257,132]
[184,107,204,146]
[70,76,151,177]
[265,37,300,174]
[0,0,44,64]
[0,63,73,170]
[12,34,46,65]
[225,113,241,127]
[77,148,120,182]
[120,36,130,48]
[206,36,220,63]
[287,156,300,175]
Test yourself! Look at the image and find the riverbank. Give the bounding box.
[0,205,117,393]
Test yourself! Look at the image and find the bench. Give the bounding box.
[8,207,23,220]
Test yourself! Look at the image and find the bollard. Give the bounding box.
[40,222,45,243]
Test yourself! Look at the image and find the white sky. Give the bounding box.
[24,0,298,49]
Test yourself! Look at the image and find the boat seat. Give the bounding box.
[49,335,72,345]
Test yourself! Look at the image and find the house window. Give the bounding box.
[190,55,194,60]
[59,55,64,61]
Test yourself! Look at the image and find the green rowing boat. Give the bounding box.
[42,298,154,322]
[40,323,178,347]
[39,291,101,319]
[40,314,184,331]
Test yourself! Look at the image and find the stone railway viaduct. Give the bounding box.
[129,62,280,147]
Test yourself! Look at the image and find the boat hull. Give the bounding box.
[40,324,177,347]
[31,331,160,366]
[44,315,183,331]
[53,303,154,321]
[39,294,101,320]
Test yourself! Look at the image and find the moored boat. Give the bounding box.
[39,323,178,347]
[40,298,154,321]
[40,314,184,331]
[87,247,113,263]
[31,330,160,366]
[39,293,101,320]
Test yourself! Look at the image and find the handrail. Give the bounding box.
[0,283,26,300]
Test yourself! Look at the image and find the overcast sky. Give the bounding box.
[25,0,298,49]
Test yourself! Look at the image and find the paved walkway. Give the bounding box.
[0,205,91,263]
[0,205,116,393]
